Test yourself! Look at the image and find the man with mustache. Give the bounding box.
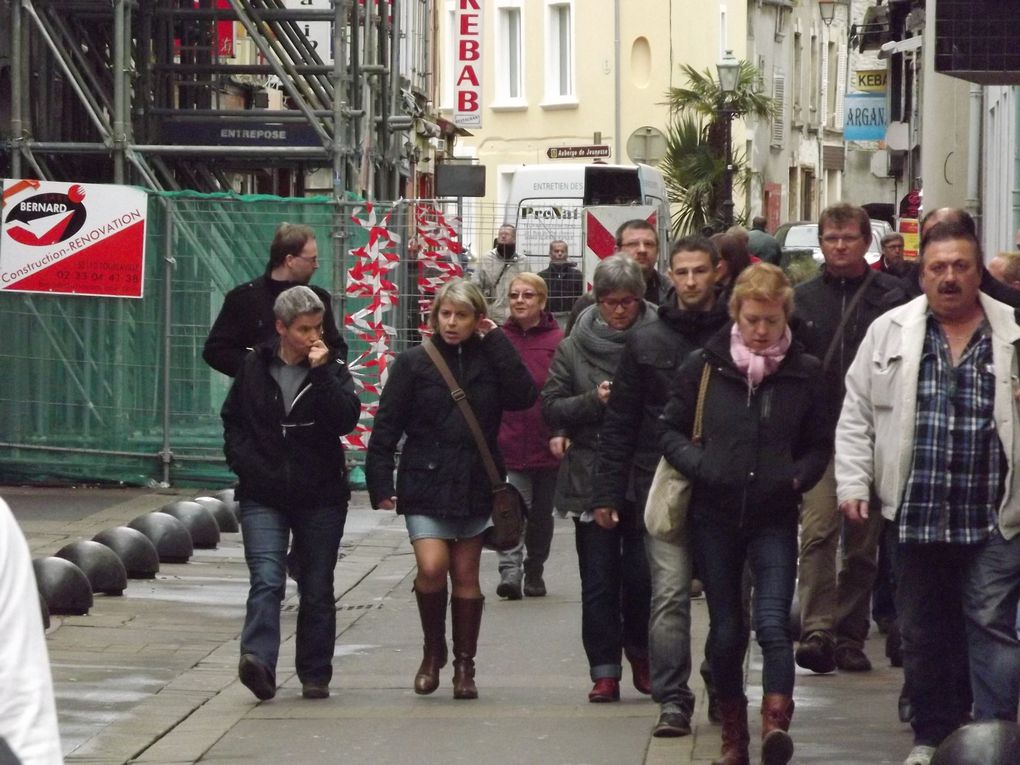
[835,221,1020,765]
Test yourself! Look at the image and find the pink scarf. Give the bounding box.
[729,323,792,389]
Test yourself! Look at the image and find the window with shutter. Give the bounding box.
[771,70,786,147]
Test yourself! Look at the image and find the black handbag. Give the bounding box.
[422,340,526,551]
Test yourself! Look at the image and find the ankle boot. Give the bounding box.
[760,693,795,765]
[451,595,484,699]
[713,696,750,765]
[413,587,448,695]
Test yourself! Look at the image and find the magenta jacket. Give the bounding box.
[498,312,564,471]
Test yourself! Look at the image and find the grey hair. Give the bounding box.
[274,285,324,326]
[593,252,646,301]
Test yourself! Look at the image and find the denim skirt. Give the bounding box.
[404,513,492,542]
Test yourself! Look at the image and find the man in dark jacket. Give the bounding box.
[222,286,361,702]
[203,222,347,377]
[792,203,908,676]
[590,235,730,737]
[538,240,583,316]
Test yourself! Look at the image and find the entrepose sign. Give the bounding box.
[0,179,147,298]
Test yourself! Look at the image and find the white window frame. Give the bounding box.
[493,0,526,109]
[440,0,456,111]
[542,0,576,108]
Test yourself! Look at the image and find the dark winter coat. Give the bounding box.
[203,274,348,377]
[498,313,564,471]
[659,324,832,531]
[364,329,537,518]
[537,263,584,314]
[792,267,906,424]
[221,339,361,513]
[590,299,730,512]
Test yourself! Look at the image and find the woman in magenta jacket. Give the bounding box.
[494,272,565,600]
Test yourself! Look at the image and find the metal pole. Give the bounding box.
[113,0,126,182]
[160,197,176,486]
[613,0,621,163]
[965,83,982,231]
[11,0,23,177]
[722,109,735,228]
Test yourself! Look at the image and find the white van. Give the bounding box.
[502,164,670,273]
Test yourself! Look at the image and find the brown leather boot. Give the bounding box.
[713,696,750,765]
[413,587,448,695]
[760,693,795,765]
[450,595,484,699]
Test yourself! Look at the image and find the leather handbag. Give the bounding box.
[422,339,526,552]
[644,363,711,543]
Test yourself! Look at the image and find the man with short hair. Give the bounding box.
[792,203,907,675]
[836,221,1020,765]
[471,223,524,324]
[538,239,583,316]
[747,216,782,265]
[203,222,347,377]
[617,219,670,305]
[222,285,362,702]
[985,252,1020,290]
[591,236,730,737]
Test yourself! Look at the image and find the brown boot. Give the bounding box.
[760,693,795,765]
[413,587,448,695]
[450,595,484,699]
[713,696,750,765]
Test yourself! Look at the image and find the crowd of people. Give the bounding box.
[200,210,1019,765]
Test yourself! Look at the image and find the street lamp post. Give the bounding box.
[716,50,740,229]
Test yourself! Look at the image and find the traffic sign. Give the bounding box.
[546,145,611,159]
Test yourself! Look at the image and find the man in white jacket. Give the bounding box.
[835,220,1020,765]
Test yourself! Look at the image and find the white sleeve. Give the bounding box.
[835,330,877,504]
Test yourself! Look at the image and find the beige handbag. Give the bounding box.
[644,363,711,543]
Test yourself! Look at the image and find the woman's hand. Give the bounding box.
[476,317,498,337]
[593,507,619,529]
[549,436,571,458]
[377,497,397,511]
[596,380,613,405]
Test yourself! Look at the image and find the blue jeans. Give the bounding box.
[239,500,347,685]
[497,468,558,578]
[645,533,695,713]
[694,520,797,699]
[962,530,1020,722]
[574,511,651,681]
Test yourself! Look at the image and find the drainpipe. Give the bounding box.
[965,83,982,235]
[614,0,621,163]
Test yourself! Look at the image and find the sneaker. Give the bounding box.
[238,653,276,701]
[588,678,620,703]
[834,643,872,672]
[652,704,691,737]
[496,572,523,600]
[523,574,546,597]
[301,682,330,699]
[795,631,836,674]
[903,744,936,765]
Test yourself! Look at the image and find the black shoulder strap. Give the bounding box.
[822,269,877,373]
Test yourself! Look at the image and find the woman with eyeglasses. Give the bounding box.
[493,273,565,600]
[540,253,658,703]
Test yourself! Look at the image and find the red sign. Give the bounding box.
[546,146,612,160]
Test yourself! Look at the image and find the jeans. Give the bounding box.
[645,533,695,713]
[695,520,797,699]
[574,510,650,681]
[497,468,558,579]
[798,457,884,646]
[240,500,347,685]
[962,530,1020,722]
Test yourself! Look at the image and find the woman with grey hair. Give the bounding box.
[366,278,537,699]
[540,253,658,703]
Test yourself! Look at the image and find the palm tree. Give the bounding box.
[660,60,777,236]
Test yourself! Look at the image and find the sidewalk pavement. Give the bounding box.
[6,486,913,765]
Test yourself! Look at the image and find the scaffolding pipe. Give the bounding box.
[10,0,23,177]
[258,0,333,109]
[246,0,329,111]
[22,0,112,140]
[388,0,403,198]
[113,0,127,182]
[160,198,176,485]
[226,0,334,149]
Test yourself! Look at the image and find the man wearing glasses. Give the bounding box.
[791,203,907,676]
[203,222,347,377]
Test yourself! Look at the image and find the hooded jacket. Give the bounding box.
[221,338,361,512]
[659,324,832,530]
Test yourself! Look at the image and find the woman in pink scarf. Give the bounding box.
[659,264,832,765]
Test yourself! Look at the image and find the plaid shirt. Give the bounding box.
[898,315,1002,544]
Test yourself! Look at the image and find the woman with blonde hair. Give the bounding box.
[366,278,536,698]
[659,263,831,765]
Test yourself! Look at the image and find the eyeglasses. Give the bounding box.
[599,296,640,311]
[293,254,318,263]
[508,291,539,300]
[820,234,863,245]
